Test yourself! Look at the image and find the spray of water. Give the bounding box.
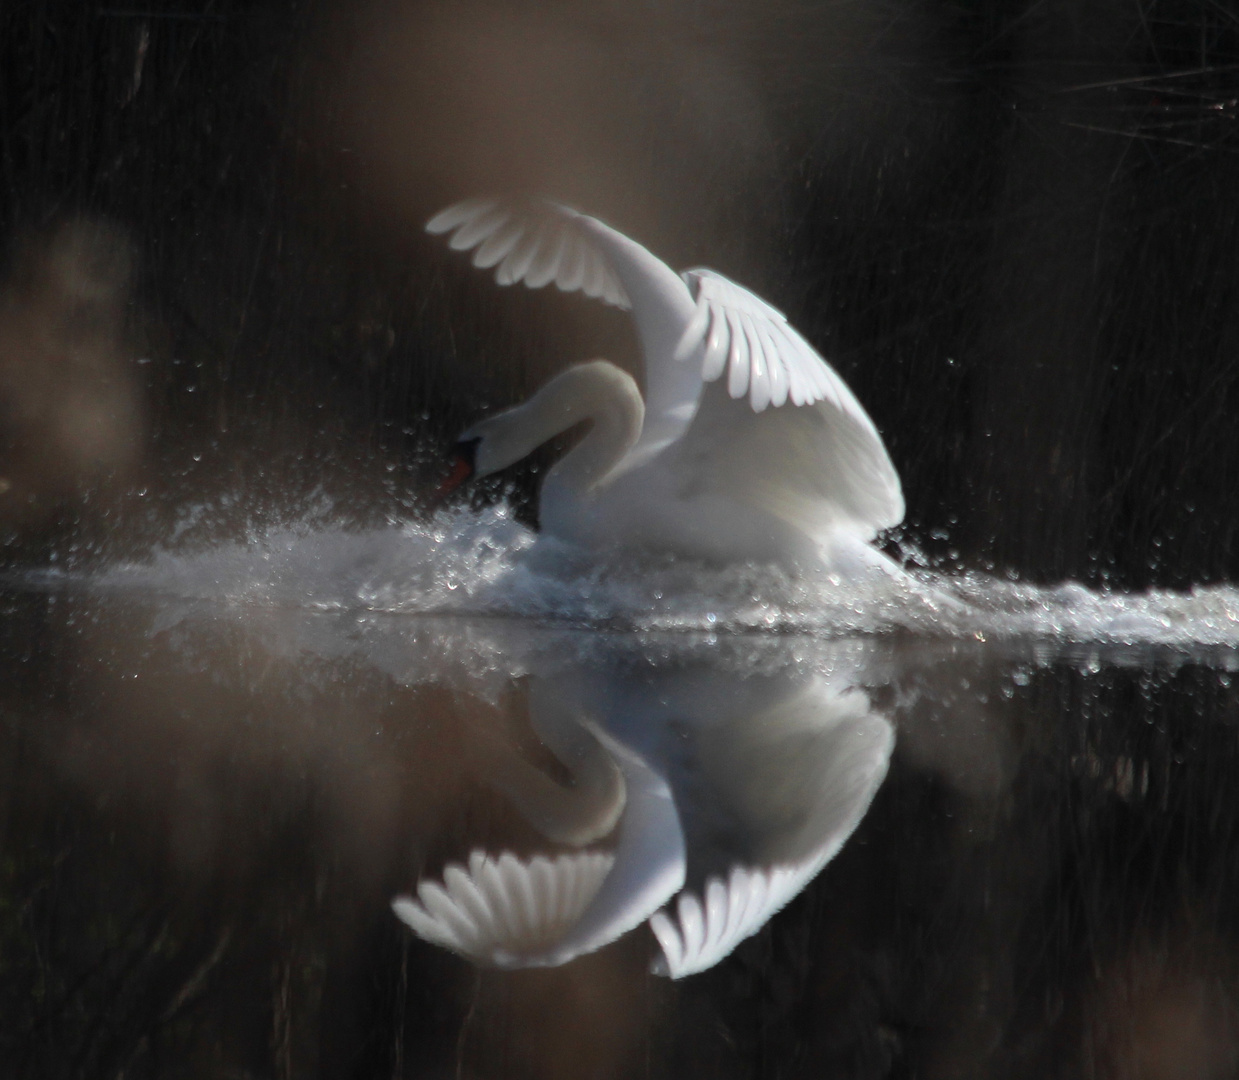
[46,505,1239,646]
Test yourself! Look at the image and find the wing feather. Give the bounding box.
[556,232,586,293]
[702,305,729,382]
[419,880,480,941]
[761,320,802,406]
[473,215,524,268]
[679,268,887,431]
[759,320,790,408]
[429,198,634,311]
[426,198,495,236]
[393,849,616,966]
[524,227,566,288]
[704,878,728,954]
[581,247,606,299]
[499,227,544,287]
[740,313,771,412]
[450,203,508,251]
[726,308,749,399]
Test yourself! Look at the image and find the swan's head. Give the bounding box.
[455,413,531,480]
[431,435,485,503]
[430,361,643,505]
[431,415,526,502]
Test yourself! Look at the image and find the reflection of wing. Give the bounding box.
[650,864,809,978]
[392,850,614,966]
[392,716,685,969]
[648,677,894,979]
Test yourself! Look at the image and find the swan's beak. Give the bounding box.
[430,437,480,505]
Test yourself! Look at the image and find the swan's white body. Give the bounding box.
[429,199,904,570]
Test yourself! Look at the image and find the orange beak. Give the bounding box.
[432,454,474,502]
[428,437,481,508]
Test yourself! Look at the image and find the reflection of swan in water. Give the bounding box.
[429,199,904,574]
[393,650,893,977]
[392,698,686,968]
[105,591,893,975]
[391,687,630,965]
[648,675,893,977]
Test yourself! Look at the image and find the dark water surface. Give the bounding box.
[4,580,1239,1078]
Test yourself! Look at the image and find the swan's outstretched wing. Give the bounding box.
[428,198,702,455]
[677,269,881,423]
[668,267,903,536]
[427,198,632,309]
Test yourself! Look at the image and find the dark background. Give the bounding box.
[2,0,1238,585]
[5,5,1239,1077]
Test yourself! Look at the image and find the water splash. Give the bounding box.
[44,506,1239,645]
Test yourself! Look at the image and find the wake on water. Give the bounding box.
[30,503,1236,647]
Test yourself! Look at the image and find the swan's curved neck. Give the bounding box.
[471,360,643,497]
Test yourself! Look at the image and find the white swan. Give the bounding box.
[429,198,904,572]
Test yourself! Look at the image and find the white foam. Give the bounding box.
[58,507,1239,645]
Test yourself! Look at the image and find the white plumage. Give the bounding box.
[647,676,894,978]
[392,849,614,967]
[392,713,687,969]
[428,199,631,310]
[650,865,795,979]
[430,198,903,571]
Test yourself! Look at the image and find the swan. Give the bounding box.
[429,198,904,573]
